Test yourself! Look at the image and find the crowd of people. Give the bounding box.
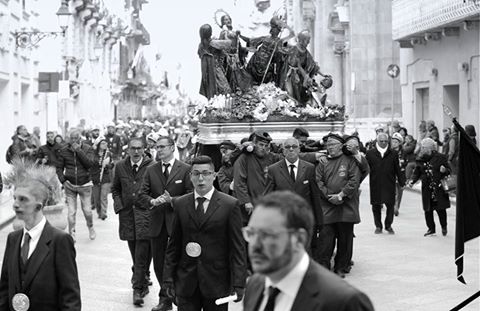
[0,117,478,311]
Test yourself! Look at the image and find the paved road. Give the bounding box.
[0,184,478,311]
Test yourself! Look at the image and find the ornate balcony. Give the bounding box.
[392,0,480,40]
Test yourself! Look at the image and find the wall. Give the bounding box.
[399,26,480,137]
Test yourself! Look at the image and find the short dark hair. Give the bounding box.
[46,131,54,135]
[293,127,309,138]
[256,191,314,244]
[129,137,145,147]
[157,136,175,146]
[191,155,214,170]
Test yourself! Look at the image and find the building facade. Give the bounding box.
[393,0,480,137]
[0,0,42,172]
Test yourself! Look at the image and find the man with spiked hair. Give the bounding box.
[0,161,81,310]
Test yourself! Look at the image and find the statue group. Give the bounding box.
[198,13,332,106]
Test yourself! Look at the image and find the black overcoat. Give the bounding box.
[111,156,154,240]
[410,152,451,211]
[366,148,405,205]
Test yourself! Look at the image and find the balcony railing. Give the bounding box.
[392,0,480,40]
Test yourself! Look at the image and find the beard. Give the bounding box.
[250,239,294,275]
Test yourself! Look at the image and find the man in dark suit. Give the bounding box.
[139,136,193,311]
[112,137,154,306]
[0,172,81,310]
[243,191,374,311]
[365,133,405,234]
[264,137,323,259]
[163,156,246,311]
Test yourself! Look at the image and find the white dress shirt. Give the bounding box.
[162,158,175,175]
[259,251,309,311]
[22,216,47,259]
[194,188,215,213]
[285,159,299,180]
[130,157,144,170]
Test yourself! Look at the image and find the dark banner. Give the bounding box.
[453,119,480,284]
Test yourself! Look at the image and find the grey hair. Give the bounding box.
[376,133,389,140]
[420,137,437,150]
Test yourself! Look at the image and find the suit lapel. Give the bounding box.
[186,194,201,228]
[10,231,23,292]
[166,160,181,185]
[290,261,320,310]
[245,275,265,311]
[295,160,307,185]
[23,222,53,292]
[280,161,295,187]
[199,190,220,229]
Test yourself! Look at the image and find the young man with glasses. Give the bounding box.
[263,137,323,258]
[139,136,193,311]
[163,156,246,311]
[243,191,373,311]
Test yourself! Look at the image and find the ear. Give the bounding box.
[294,228,309,248]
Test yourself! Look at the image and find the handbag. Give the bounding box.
[441,174,457,192]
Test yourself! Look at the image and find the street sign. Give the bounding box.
[387,64,400,79]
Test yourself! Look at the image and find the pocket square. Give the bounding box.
[303,180,309,184]
[175,180,183,184]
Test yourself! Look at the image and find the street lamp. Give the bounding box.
[14,0,72,48]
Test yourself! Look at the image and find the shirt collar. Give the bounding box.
[194,187,215,201]
[285,158,299,167]
[24,216,47,241]
[131,157,143,167]
[265,251,309,298]
[162,158,175,167]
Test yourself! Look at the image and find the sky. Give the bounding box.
[141,0,286,96]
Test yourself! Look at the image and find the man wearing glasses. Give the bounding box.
[263,137,323,257]
[243,191,374,311]
[140,136,193,311]
[163,156,246,311]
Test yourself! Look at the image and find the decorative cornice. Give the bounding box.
[392,0,480,40]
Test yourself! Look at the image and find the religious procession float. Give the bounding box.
[193,9,345,145]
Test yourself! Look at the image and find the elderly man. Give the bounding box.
[234,131,282,224]
[112,138,154,306]
[366,133,405,234]
[264,137,323,254]
[56,129,96,241]
[408,138,451,236]
[163,156,246,311]
[243,191,374,311]
[0,164,81,310]
[315,133,361,278]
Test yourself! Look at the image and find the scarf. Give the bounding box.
[376,143,388,158]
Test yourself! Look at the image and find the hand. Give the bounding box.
[102,156,111,166]
[163,190,172,203]
[440,165,446,173]
[233,287,244,302]
[328,194,343,205]
[244,203,254,215]
[316,153,328,164]
[236,30,241,36]
[71,142,81,151]
[164,282,176,300]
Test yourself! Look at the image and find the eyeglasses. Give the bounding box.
[191,171,215,178]
[157,144,173,149]
[283,145,299,150]
[241,226,296,243]
[129,147,143,151]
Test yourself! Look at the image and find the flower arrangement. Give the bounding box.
[198,83,344,123]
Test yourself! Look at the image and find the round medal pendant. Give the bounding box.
[186,242,202,257]
[12,293,30,311]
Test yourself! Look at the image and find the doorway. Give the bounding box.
[415,87,429,136]
[443,85,459,128]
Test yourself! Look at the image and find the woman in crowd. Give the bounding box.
[408,138,451,237]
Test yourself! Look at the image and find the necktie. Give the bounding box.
[132,164,138,174]
[289,164,296,181]
[21,233,31,264]
[196,197,206,220]
[163,163,170,180]
[263,286,281,311]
